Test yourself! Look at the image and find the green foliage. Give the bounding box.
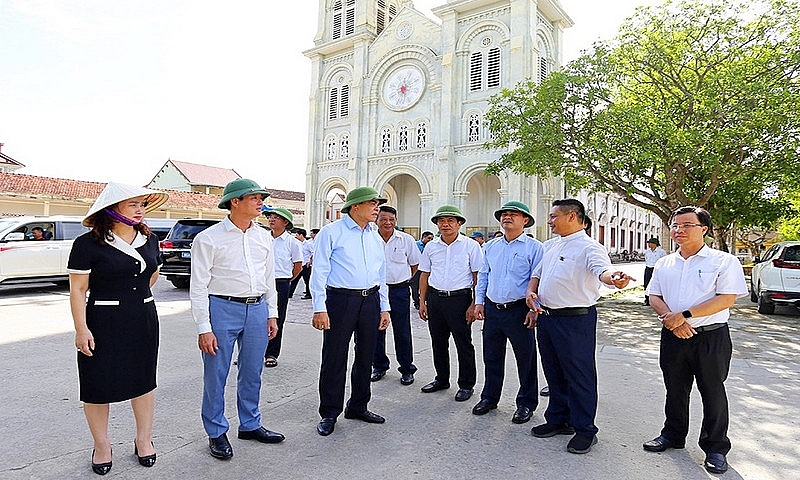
[486,0,800,231]
[777,190,800,240]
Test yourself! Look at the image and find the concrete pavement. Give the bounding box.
[1,264,799,479]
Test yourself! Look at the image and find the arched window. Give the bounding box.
[332,1,343,40]
[328,74,350,121]
[376,1,398,35]
[380,127,392,153]
[468,113,481,143]
[416,122,427,149]
[326,137,337,160]
[329,87,339,120]
[339,84,349,118]
[537,37,552,84]
[398,125,409,151]
[340,134,350,158]
[468,35,502,92]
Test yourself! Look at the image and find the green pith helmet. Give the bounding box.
[494,201,535,228]
[341,186,387,214]
[217,179,270,210]
[263,206,294,230]
[647,237,660,246]
[431,205,466,225]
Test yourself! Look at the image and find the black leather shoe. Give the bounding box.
[704,452,729,474]
[567,434,598,454]
[400,373,414,385]
[472,399,497,415]
[209,433,233,460]
[421,380,450,393]
[91,449,112,475]
[454,388,473,402]
[238,426,285,444]
[643,435,685,452]
[370,369,386,382]
[134,441,156,467]
[540,386,550,397]
[317,418,336,436]
[344,409,385,424]
[531,422,575,438]
[512,406,533,424]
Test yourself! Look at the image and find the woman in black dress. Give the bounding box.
[68,182,168,475]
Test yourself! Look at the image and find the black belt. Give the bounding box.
[210,294,263,305]
[430,287,472,297]
[326,285,379,297]
[487,298,527,310]
[541,306,590,317]
[695,323,726,333]
[275,278,291,284]
[388,280,411,288]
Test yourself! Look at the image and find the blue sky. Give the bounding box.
[0,0,659,192]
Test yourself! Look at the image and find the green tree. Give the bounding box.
[486,0,800,249]
[777,190,800,240]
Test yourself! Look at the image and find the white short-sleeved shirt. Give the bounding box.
[648,245,748,327]
[533,230,611,308]
[272,230,303,279]
[419,234,484,291]
[383,229,421,284]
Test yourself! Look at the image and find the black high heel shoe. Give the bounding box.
[91,448,112,475]
[134,441,157,467]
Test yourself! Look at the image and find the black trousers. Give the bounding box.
[318,288,380,418]
[426,293,476,389]
[481,300,538,409]
[643,266,655,304]
[373,284,416,374]
[659,325,732,454]
[289,265,311,297]
[265,278,290,359]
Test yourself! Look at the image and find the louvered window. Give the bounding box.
[487,47,500,88]
[345,0,355,36]
[377,0,386,34]
[398,125,409,151]
[339,84,349,118]
[388,4,396,21]
[329,88,339,120]
[332,1,342,40]
[469,52,482,91]
[538,56,549,83]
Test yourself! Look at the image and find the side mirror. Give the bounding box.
[753,256,760,264]
[3,232,25,242]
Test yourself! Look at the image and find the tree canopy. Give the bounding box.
[486,0,800,244]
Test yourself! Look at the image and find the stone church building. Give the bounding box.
[304,0,574,240]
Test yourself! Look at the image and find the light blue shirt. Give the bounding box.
[310,215,390,312]
[475,233,544,305]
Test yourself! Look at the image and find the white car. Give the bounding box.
[750,241,800,314]
[0,216,89,285]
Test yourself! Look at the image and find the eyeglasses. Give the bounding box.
[669,223,704,231]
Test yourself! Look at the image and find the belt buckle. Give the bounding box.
[361,289,370,297]
[497,302,508,310]
[443,290,451,297]
[245,297,259,304]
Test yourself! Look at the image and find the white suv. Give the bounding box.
[750,241,800,314]
[0,216,90,285]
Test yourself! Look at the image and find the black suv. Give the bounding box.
[159,219,219,288]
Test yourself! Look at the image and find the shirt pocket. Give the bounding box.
[509,254,532,277]
[390,248,407,263]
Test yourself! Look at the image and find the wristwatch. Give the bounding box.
[682,310,693,319]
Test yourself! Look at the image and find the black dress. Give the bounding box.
[68,232,161,404]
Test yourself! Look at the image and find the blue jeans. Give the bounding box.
[201,296,269,438]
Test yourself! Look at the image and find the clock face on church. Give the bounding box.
[383,66,425,111]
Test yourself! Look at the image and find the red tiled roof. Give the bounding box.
[0,172,304,210]
[169,160,241,187]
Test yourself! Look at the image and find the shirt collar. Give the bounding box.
[222,215,256,233]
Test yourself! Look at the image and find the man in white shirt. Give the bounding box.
[371,205,421,385]
[418,205,484,403]
[527,199,632,455]
[643,237,667,305]
[190,179,284,460]
[289,229,314,299]
[643,206,747,475]
[263,207,303,367]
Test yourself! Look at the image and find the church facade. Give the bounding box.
[303,0,662,250]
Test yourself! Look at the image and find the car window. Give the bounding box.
[783,246,800,262]
[60,222,90,240]
[167,221,218,241]
[762,245,779,261]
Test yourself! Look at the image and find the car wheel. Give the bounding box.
[757,292,775,315]
[749,281,758,303]
[171,277,190,289]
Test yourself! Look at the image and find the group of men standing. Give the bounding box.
[189,179,747,476]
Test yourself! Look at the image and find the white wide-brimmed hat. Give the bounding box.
[83,182,169,226]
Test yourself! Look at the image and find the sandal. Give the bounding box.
[265,357,278,368]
